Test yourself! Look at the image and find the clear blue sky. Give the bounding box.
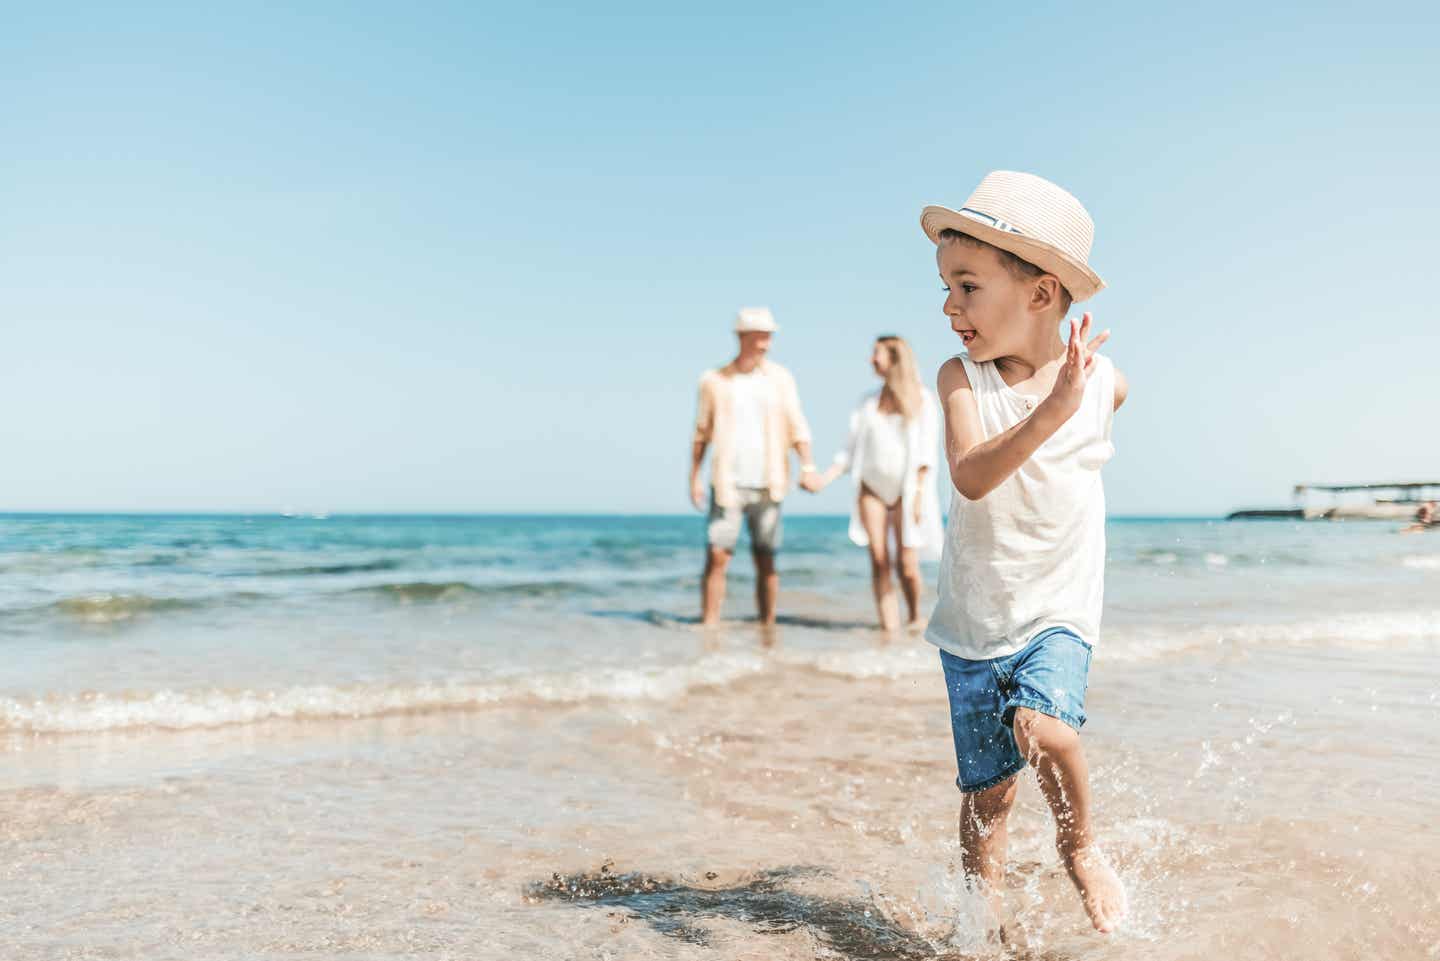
[2,2,1435,515]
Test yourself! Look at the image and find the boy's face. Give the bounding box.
[936,240,1039,362]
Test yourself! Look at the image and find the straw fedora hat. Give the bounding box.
[734,306,778,333]
[920,171,1104,302]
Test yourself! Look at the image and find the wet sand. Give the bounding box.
[4,628,1437,959]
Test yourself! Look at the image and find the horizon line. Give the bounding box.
[0,510,1226,520]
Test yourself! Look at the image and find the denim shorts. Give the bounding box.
[939,627,1092,793]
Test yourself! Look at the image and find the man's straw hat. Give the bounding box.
[734,306,778,333]
[920,171,1104,302]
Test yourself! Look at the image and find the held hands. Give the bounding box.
[1042,312,1110,420]
[799,469,825,494]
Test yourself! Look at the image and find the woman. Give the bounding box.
[812,335,943,631]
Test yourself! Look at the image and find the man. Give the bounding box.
[690,307,818,625]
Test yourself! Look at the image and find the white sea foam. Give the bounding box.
[789,609,1440,673]
[1401,554,1440,571]
[7,608,1436,735]
[777,645,937,680]
[0,653,769,735]
[1102,609,1440,661]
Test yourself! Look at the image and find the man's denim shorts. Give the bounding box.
[706,487,782,553]
[939,626,1092,794]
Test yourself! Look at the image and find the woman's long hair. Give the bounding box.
[876,335,923,422]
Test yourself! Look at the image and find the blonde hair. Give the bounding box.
[876,335,923,422]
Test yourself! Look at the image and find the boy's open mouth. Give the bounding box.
[959,329,976,345]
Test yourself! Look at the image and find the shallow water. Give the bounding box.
[2,514,1438,958]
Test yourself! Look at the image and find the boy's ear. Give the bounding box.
[1030,274,1062,312]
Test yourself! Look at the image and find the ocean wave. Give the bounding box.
[1138,550,1180,565]
[352,579,609,602]
[49,593,207,623]
[1117,548,1316,569]
[783,609,1440,670]
[1101,609,1440,661]
[6,575,670,623]
[5,606,1437,734]
[23,592,267,624]
[0,653,769,734]
[251,559,403,577]
[776,645,937,680]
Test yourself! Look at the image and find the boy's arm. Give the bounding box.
[941,315,1110,501]
[939,360,1059,500]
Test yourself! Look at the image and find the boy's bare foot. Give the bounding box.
[957,876,1008,949]
[1063,845,1126,934]
[905,617,925,633]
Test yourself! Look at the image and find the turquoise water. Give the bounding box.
[1,512,1435,733]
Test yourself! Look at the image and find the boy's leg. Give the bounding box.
[959,775,1018,930]
[1011,707,1126,933]
[940,648,1028,936]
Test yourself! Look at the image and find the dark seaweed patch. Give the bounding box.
[527,865,948,960]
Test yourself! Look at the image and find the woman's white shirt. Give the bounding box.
[832,388,944,560]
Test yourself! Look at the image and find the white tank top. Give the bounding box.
[926,354,1115,660]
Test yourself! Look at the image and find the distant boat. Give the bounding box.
[1228,481,1439,521]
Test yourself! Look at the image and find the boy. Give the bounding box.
[921,171,1129,935]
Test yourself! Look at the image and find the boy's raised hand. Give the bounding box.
[1043,313,1109,419]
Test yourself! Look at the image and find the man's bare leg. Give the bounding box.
[1011,707,1127,933]
[701,546,731,625]
[959,776,1019,937]
[752,548,777,626]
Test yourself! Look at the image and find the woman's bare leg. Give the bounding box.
[857,485,899,631]
[891,511,923,628]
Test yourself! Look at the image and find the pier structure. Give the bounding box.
[1228,481,1440,521]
